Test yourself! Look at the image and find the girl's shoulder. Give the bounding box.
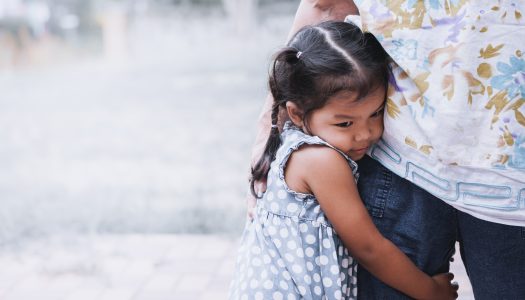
[280,121,357,172]
[278,122,359,194]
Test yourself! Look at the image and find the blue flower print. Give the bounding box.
[509,134,525,170]
[408,96,435,119]
[491,56,525,99]
[390,39,418,61]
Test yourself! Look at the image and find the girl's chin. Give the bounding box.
[349,152,366,161]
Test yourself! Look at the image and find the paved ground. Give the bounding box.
[0,234,473,300]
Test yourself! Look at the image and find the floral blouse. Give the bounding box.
[351,0,525,225]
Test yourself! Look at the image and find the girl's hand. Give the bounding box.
[428,273,459,300]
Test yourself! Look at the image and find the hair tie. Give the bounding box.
[271,124,278,129]
[296,51,303,59]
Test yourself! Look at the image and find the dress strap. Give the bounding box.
[276,122,360,197]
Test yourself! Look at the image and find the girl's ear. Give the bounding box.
[286,101,304,127]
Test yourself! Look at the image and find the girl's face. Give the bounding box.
[303,87,385,161]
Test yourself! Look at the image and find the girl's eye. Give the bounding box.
[335,121,353,128]
[371,108,385,118]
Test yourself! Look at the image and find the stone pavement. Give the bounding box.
[0,234,473,299]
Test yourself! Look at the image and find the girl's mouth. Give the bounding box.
[353,147,369,153]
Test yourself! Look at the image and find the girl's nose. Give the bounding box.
[354,127,371,141]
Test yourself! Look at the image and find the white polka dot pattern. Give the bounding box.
[229,122,358,299]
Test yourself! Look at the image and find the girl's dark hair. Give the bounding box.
[250,20,390,197]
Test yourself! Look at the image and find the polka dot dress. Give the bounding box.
[229,122,359,300]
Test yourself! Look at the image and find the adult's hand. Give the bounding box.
[246,179,267,220]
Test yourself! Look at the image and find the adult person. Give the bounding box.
[248,0,525,299]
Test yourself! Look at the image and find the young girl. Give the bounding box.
[229,21,458,300]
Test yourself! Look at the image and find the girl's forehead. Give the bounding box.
[325,87,385,110]
[326,91,359,105]
[337,86,385,102]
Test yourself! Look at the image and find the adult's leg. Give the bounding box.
[356,155,457,299]
[457,210,525,300]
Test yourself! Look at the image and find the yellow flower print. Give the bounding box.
[485,90,510,125]
[419,145,433,155]
[442,75,454,101]
[405,136,417,149]
[413,72,430,96]
[515,109,525,127]
[443,0,468,16]
[503,125,515,146]
[386,97,401,119]
[404,136,432,155]
[506,98,525,127]
[479,44,504,59]
[462,71,485,105]
[477,63,492,78]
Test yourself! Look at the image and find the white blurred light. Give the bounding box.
[59,14,79,30]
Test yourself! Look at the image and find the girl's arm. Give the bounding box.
[285,146,458,299]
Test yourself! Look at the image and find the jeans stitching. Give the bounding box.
[371,166,391,218]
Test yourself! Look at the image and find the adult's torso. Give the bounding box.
[352,0,525,226]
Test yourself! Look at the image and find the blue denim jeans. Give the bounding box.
[356,155,525,299]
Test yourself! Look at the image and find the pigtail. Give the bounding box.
[250,103,281,198]
[250,47,301,198]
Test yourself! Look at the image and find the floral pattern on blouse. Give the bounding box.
[355,0,525,170]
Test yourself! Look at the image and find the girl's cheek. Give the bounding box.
[374,118,384,130]
[375,121,385,138]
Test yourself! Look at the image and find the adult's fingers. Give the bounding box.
[245,191,257,220]
[253,179,267,196]
[246,179,267,221]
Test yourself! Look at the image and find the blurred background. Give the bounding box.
[0,0,298,240]
[0,0,298,299]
